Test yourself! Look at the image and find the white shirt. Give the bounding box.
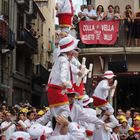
[36,110,52,125]
[119,125,130,138]
[37,103,104,127]
[80,108,96,131]
[48,122,85,140]
[24,119,35,128]
[1,121,16,140]
[111,132,120,140]
[83,9,97,20]
[70,103,104,126]
[127,117,132,126]
[48,55,72,88]
[93,127,112,140]
[56,0,73,15]
[70,57,81,84]
[93,79,111,100]
[52,47,60,64]
[0,15,4,21]
[97,12,104,21]
[71,57,81,68]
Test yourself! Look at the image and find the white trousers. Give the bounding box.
[50,104,70,117]
[100,102,114,113]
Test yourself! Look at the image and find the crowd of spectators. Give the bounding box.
[72,4,140,47]
[0,99,140,140]
[115,108,140,140]
[0,100,49,139]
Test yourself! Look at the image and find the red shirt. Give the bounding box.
[133,126,140,132]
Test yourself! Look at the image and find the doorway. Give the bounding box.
[116,73,140,111]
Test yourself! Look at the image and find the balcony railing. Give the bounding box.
[17,28,38,53]
[78,19,140,48]
[16,0,29,10]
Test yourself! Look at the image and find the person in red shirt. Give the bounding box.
[133,116,140,132]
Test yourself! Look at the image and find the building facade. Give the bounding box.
[80,0,140,110]
[0,0,55,107]
[0,0,15,104]
[34,0,56,68]
[33,0,56,106]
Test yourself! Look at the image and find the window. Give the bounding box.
[17,12,24,40]
[52,9,54,19]
[16,53,21,72]
[1,0,9,17]
[16,52,24,74]
[48,28,50,41]
[25,57,32,77]
[52,35,54,43]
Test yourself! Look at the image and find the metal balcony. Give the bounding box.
[16,28,38,54]
[78,19,140,55]
[16,0,29,10]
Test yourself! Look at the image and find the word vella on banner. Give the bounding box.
[79,20,119,45]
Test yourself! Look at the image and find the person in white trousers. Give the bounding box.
[92,70,119,129]
[47,36,78,117]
